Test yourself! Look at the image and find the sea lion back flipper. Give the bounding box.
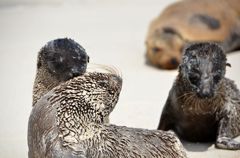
[216,116,240,150]
[223,22,240,53]
[216,87,240,150]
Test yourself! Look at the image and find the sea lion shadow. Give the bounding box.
[181,140,214,152]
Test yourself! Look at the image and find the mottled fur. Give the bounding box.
[33,38,89,105]
[158,43,240,150]
[146,0,240,69]
[28,71,187,158]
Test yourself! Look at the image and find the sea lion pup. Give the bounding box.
[145,0,240,69]
[28,67,187,158]
[33,38,89,105]
[157,42,240,150]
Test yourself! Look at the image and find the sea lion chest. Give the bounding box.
[173,98,221,142]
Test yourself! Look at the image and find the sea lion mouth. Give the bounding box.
[71,66,86,77]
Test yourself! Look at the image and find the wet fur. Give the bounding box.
[146,0,240,69]
[158,43,240,150]
[28,71,187,158]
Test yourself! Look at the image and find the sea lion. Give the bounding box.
[32,38,89,105]
[28,68,187,158]
[145,0,240,69]
[157,42,240,150]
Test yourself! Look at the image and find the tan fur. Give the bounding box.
[146,0,240,69]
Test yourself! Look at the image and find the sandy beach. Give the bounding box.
[0,0,239,157]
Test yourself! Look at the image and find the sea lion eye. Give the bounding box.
[213,75,221,83]
[152,47,162,54]
[189,74,199,85]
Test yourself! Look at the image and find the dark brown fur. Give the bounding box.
[158,43,240,150]
[146,0,240,69]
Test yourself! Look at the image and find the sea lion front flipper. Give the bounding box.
[216,105,240,150]
[216,137,240,150]
[157,98,175,130]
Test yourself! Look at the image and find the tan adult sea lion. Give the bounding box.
[146,0,240,69]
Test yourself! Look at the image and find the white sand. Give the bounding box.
[0,0,239,157]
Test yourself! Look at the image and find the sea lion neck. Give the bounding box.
[32,66,63,106]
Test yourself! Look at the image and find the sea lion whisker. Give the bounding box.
[177,91,194,100]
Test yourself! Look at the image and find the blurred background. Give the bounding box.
[0,0,239,157]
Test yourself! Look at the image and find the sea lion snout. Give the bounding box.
[197,76,214,99]
[198,87,214,99]
[170,57,179,67]
[146,51,180,69]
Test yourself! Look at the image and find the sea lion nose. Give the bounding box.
[170,57,179,67]
[199,89,213,98]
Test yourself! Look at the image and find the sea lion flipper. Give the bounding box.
[158,110,172,130]
[216,106,240,150]
[216,137,240,150]
[157,98,175,130]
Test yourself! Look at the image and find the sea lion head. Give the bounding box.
[37,38,89,81]
[179,42,229,99]
[146,27,185,70]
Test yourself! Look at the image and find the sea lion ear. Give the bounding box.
[226,63,231,67]
[182,55,189,64]
[178,64,186,75]
[87,55,90,63]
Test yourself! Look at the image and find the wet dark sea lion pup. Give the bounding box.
[28,68,187,158]
[33,38,89,105]
[157,42,240,150]
[145,0,240,69]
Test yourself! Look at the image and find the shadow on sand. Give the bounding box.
[182,140,214,152]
